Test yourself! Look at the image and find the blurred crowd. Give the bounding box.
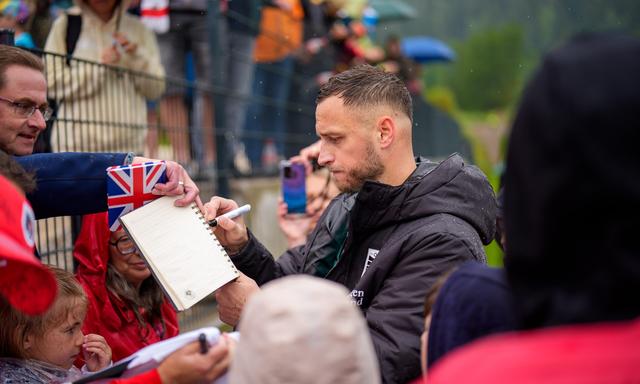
[2,25,640,384]
[1,0,423,174]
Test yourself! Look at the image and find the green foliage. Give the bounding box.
[425,86,458,114]
[449,24,525,111]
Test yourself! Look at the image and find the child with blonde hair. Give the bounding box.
[0,266,112,383]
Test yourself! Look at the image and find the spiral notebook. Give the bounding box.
[119,196,239,311]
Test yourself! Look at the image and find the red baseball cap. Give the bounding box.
[0,175,57,315]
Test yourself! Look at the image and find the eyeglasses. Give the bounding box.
[108,236,138,255]
[0,96,53,121]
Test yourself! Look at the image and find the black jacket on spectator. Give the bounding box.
[233,154,497,384]
[504,33,640,329]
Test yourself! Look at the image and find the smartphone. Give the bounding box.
[280,160,306,215]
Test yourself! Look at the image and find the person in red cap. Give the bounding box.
[0,174,56,315]
[0,174,232,384]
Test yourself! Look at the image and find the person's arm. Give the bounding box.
[109,338,231,384]
[213,240,308,326]
[230,231,306,284]
[18,152,126,219]
[364,233,477,384]
[17,153,201,219]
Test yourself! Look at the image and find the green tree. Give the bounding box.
[450,24,525,111]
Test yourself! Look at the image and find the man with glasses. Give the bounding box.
[0,46,50,156]
[0,44,201,219]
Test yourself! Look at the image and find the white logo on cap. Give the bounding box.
[21,202,35,247]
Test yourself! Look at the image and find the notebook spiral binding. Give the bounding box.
[190,204,239,274]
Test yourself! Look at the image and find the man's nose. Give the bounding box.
[317,145,332,166]
[28,109,47,131]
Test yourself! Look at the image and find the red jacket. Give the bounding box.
[111,369,161,384]
[426,319,640,384]
[74,213,179,362]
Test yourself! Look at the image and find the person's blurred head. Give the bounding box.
[315,64,414,192]
[0,150,35,193]
[229,275,381,384]
[0,0,31,29]
[84,0,120,22]
[504,34,640,329]
[426,263,516,370]
[0,45,47,156]
[385,35,402,59]
[419,270,452,376]
[0,266,88,370]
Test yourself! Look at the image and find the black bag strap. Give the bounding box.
[65,14,82,66]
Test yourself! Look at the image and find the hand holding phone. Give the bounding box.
[280,160,306,215]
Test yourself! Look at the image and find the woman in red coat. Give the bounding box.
[74,212,179,362]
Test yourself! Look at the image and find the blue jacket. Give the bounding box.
[16,153,126,219]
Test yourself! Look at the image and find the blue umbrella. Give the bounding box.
[401,36,455,63]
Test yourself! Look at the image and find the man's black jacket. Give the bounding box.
[232,154,497,383]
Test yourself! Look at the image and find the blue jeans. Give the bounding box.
[244,56,294,168]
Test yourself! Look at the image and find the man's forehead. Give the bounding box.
[1,65,47,101]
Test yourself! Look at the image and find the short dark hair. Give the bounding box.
[0,151,36,193]
[317,64,413,122]
[0,45,44,91]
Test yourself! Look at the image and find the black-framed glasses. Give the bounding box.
[0,96,53,121]
[108,236,138,255]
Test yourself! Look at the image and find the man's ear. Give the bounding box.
[377,116,395,149]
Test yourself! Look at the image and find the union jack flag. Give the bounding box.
[107,161,167,231]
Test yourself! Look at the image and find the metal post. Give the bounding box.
[208,0,230,197]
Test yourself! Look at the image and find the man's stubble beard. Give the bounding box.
[337,140,384,193]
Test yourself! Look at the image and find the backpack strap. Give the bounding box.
[65,14,82,66]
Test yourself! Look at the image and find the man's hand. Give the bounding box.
[132,157,203,211]
[83,334,112,372]
[215,273,260,326]
[157,337,231,384]
[290,140,321,175]
[203,196,249,253]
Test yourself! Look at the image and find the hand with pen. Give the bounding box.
[203,197,250,255]
[156,335,235,384]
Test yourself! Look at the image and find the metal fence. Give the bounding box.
[9,2,470,330]
[21,4,324,330]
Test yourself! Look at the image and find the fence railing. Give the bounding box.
[30,45,318,329]
[11,2,471,330]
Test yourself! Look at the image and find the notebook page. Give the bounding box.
[120,196,239,310]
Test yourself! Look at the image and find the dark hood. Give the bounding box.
[353,154,496,245]
[504,33,640,329]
